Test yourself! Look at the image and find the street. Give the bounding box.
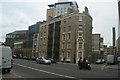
[2,59,119,80]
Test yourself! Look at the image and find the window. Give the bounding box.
[62,34,65,40]
[62,51,65,56]
[79,42,82,48]
[67,51,70,57]
[64,20,66,23]
[68,26,71,31]
[79,25,82,30]
[67,42,71,49]
[6,35,11,38]
[78,52,82,57]
[63,27,65,32]
[44,38,46,41]
[12,35,15,38]
[79,33,82,37]
[41,38,42,41]
[41,33,42,36]
[44,32,46,37]
[69,17,71,19]
[78,37,83,41]
[62,42,65,49]
[16,35,19,38]
[79,16,82,21]
[68,33,71,40]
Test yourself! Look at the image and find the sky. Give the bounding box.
[0,0,119,46]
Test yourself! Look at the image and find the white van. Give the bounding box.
[0,46,13,73]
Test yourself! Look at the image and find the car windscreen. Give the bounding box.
[45,58,48,60]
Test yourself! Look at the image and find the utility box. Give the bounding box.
[107,55,114,64]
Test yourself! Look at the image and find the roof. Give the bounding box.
[48,1,79,8]
[48,4,54,7]
[7,30,28,35]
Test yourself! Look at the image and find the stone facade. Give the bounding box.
[92,34,104,62]
[37,20,61,61]
[37,6,92,63]
[116,37,120,56]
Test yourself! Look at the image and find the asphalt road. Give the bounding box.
[2,59,119,80]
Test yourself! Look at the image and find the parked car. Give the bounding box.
[31,57,37,61]
[117,57,120,63]
[26,57,30,60]
[95,59,102,64]
[36,57,51,65]
[48,58,57,63]
[23,56,27,59]
[86,60,90,64]
[101,59,105,63]
[13,55,17,58]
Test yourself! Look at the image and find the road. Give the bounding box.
[2,59,119,80]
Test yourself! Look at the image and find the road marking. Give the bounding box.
[13,63,77,79]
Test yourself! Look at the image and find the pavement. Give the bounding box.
[91,63,119,70]
[58,62,119,70]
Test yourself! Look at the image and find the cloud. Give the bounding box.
[0,5,37,42]
[13,9,35,25]
[1,0,116,2]
[0,2,49,42]
[1,0,57,3]
[0,0,118,46]
[1,9,35,29]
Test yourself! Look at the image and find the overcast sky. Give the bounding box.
[0,0,119,46]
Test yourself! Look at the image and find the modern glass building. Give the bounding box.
[28,21,43,48]
[47,0,79,17]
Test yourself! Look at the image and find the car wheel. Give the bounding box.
[36,61,39,64]
[7,69,11,73]
[88,67,91,70]
[79,67,82,69]
[2,69,11,73]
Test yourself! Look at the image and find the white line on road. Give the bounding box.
[13,63,77,79]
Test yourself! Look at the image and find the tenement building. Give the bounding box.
[37,20,61,60]
[36,0,93,63]
[59,7,92,63]
[36,8,92,63]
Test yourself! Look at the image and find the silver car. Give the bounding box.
[95,59,102,64]
[36,57,51,64]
